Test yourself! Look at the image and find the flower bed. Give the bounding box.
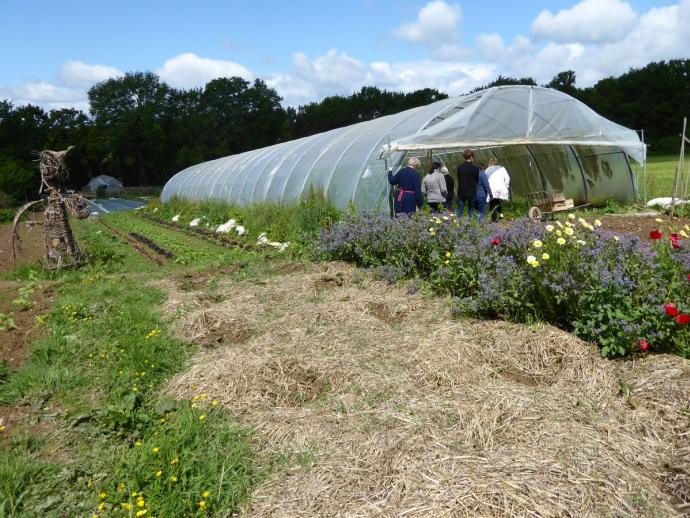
[316,214,690,358]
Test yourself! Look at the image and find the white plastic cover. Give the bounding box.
[385,86,646,164]
[161,85,644,211]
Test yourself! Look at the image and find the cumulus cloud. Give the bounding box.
[0,81,89,111]
[265,49,493,106]
[531,0,638,44]
[157,52,252,89]
[393,1,462,48]
[59,61,123,88]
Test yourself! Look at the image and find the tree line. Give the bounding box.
[1,59,688,205]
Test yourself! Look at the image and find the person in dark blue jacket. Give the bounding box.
[388,157,422,215]
[474,164,493,223]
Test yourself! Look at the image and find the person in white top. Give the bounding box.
[485,158,510,222]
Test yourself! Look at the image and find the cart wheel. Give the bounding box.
[528,206,542,220]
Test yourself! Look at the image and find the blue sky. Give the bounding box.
[1,0,688,110]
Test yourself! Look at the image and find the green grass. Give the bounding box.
[634,153,689,201]
[0,217,273,517]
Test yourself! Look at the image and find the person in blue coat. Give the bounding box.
[388,156,423,215]
[474,163,493,223]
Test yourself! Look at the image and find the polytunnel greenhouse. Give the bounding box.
[161,85,646,212]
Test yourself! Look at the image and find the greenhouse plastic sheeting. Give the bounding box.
[161,85,645,211]
[385,86,646,164]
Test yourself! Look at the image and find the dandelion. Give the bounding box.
[170,457,179,465]
[99,492,107,500]
[193,395,199,401]
[136,511,148,517]
[198,501,207,510]
[594,219,602,227]
[199,415,207,421]
[118,483,126,492]
[541,253,550,260]
[557,237,566,245]
[565,227,574,236]
[0,425,5,432]
[137,497,145,508]
[121,503,133,510]
[134,441,143,448]
[444,260,450,265]
[170,475,178,482]
[203,491,210,498]
[155,471,162,477]
[152,447,160,454]
[131,386,138,393]
[200,393,207,401]
[211,400,218,407]
[568,214,576,220]
[530,260,540,268]
[445,251,452,258]
[98,502,105,511]
[533,240,543,248]
[545,225,554,232]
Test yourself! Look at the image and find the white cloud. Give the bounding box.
[59,61,123,88]
[157,52,252,89]
[265,49,493,106]
[393,1,462,48]
[0,81,90,111]
[531,0,638,44]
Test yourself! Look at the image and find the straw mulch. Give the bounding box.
[162,263,690,517]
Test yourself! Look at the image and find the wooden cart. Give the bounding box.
[526,191,590,220]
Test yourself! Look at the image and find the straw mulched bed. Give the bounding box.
[162,263,690,517]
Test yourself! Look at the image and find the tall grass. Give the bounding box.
[152,186,341,244]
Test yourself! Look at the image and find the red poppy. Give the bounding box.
[664,303,679,317]
[640,339,649,351]
[687,273,690,281]
[650,230,663,240]
[491,238,500,246]
[676,314,690,325]
[669,234,682,249]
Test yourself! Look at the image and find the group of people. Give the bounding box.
[387,150,510,223]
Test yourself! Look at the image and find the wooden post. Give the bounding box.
[671,118,686,216]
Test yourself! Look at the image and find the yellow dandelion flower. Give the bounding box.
[131,386,138,393]
[98,502,105,511]
[199,415,206,421]
[533,240,543,248]
[134,441,143,448]
[0,425,6,432]
[565,227,574,236]
[137,498,145,507]
[541,253,550,260]
[198,501,207,509]
[159,418,166,424]
[200,394,207,401]
[594,219,602,227]
[568,214,576,220]
[99,492,107,500]
[155,471,162,478]
[132,491,138,497]
[152,447,160,453]
[136,510,148,517]
[203,491,210,498]
[557,237,566,245]
[92,514,99,518]
[121,503,133,510]
[211,400,218,407]
[118,483,126,492]
[193,395,199,401]
[445,251,452,258]
[531,260,540,268]
[545,225,554,232]
[170,457,179,465]
[170,475,178,483]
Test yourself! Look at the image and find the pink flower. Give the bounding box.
[640,339,649,352]
[650,230,663,240]
[669,233,682,249]
[676,314,690,325]
[665,303,679,317]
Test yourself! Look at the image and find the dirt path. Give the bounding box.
[162,263,690,517]
[0,216,44,273]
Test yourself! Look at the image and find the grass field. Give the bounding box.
[636,153,689,201]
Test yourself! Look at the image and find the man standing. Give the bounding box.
[441,166,454,211]
[456,149,479,218]
[388,156,423,215]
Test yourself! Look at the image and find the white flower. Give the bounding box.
[216,219,236,233]
[189,218,201,227]
[545,225,554,232]
[526,255,537,264]
[171,214,180,222]
[235,225,246,235]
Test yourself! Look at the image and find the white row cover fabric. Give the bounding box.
[384,86,646,164]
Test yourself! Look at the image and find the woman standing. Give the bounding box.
[388,156,423,215]
[485,158,511,221]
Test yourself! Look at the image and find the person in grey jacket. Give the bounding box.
[422,162,447,212]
